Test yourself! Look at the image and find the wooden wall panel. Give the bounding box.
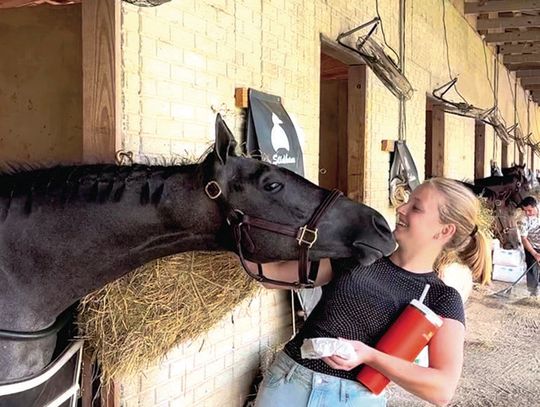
[82,0,120,163]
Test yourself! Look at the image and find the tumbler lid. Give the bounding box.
[410,299,444,328]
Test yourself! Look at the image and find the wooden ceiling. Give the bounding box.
[466,1,540,103]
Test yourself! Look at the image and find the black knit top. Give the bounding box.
[283,257,465,381]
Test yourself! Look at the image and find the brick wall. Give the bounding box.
[120,290,293,407]
[120,1,540,405]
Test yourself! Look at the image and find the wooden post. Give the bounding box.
[474,120,486,178]
[347,65,367,203]
[82,4,121,405]
[80,354,93,407]
[101,381,121,407]
[82,0,120,163]
[430,106,445,177]
[501,142,509,167]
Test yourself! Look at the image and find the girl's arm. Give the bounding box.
[323,318,465,407]
[242,258,333,288]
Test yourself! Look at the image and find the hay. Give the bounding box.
[77,251,258,382]
[476,197,495,240]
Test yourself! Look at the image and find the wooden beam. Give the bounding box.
[465,1,540,14]
[477,16,540,30]
[234,87,248,108]
[381,139,396,152]
[516,68,540,77]
[82,0,120,163]
[521,76,540,85]
[504,53,540,63]
[508,62,540,70]
[500,42,540,54]
[523,83,540,89]
[485,30,540,43]
[320,35,366,66]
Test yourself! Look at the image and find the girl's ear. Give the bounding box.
[440,223,456,242]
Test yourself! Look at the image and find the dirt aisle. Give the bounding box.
[386,282,539,407]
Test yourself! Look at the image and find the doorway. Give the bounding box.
[318,47,367,203]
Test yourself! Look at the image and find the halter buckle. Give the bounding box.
[297,226,318,248]
[205,181,222,200]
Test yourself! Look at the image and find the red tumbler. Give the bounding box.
[356,299,443,395]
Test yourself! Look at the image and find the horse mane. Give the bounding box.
[0,149,215,219]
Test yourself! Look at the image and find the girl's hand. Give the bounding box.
[322,338,375,371]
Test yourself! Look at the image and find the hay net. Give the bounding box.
[77,251,258,382]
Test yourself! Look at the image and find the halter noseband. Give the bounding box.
[205,180,343,288]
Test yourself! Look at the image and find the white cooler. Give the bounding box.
[492,264,526,283]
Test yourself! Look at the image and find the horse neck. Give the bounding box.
[0,164,224,321]
[476,175,513,186]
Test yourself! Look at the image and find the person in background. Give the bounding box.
[246,178,490,407]
[518,196,540,297]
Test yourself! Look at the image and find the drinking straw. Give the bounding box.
[419,284,430,304]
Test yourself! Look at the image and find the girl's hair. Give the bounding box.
[424,177,491,284]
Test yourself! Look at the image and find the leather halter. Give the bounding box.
[205,180,343,288]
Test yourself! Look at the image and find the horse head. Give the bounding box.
[502,164,532,195]
[492,204,520,250]
[196,114,396,267]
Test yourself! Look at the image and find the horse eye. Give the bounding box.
[264,182,283,192]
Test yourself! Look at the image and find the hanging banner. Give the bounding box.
[246,89,305,176]
[245,89,317,321]
[389,140,420,207]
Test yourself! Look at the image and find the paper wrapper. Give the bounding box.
[300,338,356,360]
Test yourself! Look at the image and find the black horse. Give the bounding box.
[0,115,395,384]
[459,170,528,249]
[473,170,530,207]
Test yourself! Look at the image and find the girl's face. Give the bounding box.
[394,184,449,248]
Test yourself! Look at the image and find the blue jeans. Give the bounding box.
[255,352,387,407]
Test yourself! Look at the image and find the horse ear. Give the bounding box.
[214,114,237,165]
